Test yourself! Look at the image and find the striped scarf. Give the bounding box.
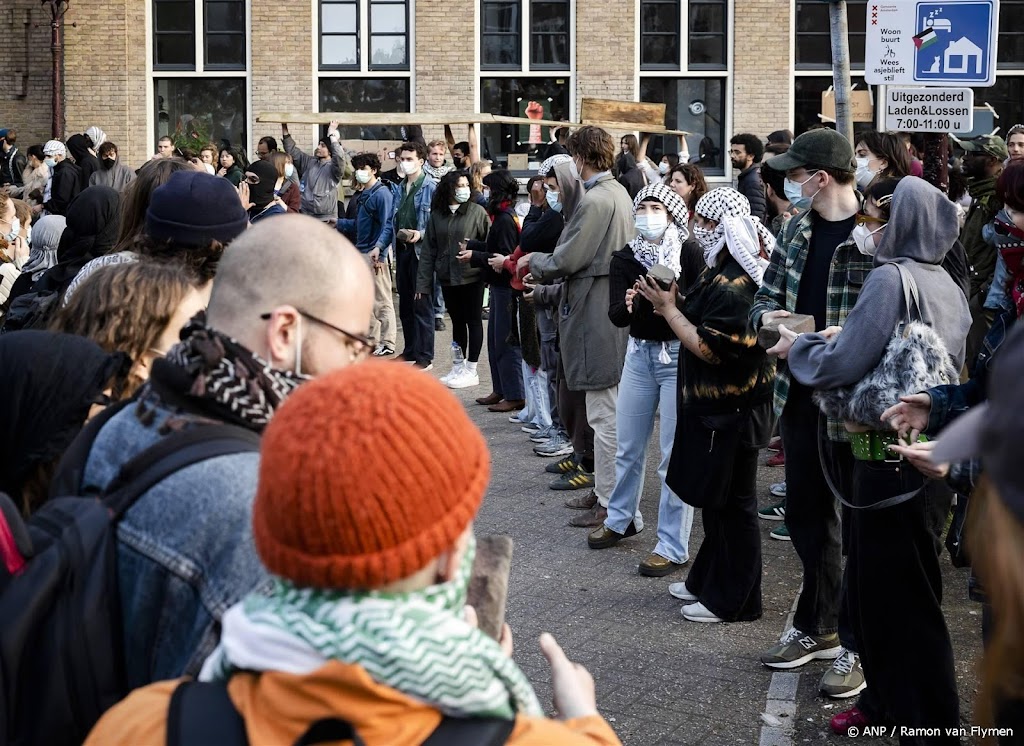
[200,538,543,720]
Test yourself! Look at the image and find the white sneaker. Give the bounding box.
[681,601,723,623]
[447,368,480,389]
[668,583,698,602]
[440,363,464,385]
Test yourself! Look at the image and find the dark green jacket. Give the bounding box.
[416,201,490,293]
[960,177,1001,299]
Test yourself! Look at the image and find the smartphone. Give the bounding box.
[388,151,396,159]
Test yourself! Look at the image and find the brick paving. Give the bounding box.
[408,317,983,745]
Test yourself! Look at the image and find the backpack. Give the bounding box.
[0,288,60,333]
[168,680,516,746]
[0,401,261,746]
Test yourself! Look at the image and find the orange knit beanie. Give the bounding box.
[252,360,490,589]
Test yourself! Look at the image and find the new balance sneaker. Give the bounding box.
[520,422,543,434]
[440,363,464,385]
[534,434,574,458]
[770,524,791,541]
[759,499,786,521]
[760,628,842,670]
[447,368,480,389]
[769,481,787,498]
[819,648,867,699]
[545,455,579,474]
[529,425,558,443]
[549,465,595,491]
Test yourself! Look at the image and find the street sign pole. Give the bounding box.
[829,1,855,143]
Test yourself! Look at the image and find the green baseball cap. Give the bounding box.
[766,128,856,174]
[950,133,1008,161]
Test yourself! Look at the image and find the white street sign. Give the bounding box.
[883,87,974,132]
[866,0,999,86]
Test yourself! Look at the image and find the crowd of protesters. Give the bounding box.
[0,113,1023,746]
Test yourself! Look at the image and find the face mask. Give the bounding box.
[482,188,491,201]
[5,217,21,244]
[101,158,116,170]
[452,157,465,169]
[851,222,885,256]
[355,169,371,184]
[399,160,419,177]
[855,159,877,190]
[658,162,669,175]
[454,186,471,203]
[693,224,718,252]
[284,163,295,179]
[44,157,56,169]
[545,189,562,212]
[635,213,669,241]
[784,172,821,210]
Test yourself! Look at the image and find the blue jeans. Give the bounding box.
[487,285,524,400]
[604,339,693,564]
[520,361,552,428]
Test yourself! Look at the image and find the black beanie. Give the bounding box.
[145,171,249,247]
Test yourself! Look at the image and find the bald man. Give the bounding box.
[76,215,374,689]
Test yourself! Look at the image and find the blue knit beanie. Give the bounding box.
[145,171,249,247]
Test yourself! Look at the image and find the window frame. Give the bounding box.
[793,0,866,71]
[319,0,361,71]
[639,0,727,73]
[153,0,198,71]
[998,0,1024,69]
[203,0,247,71]
[529,0,571,71]
[368,0,411,70]
[318,0,411,72]
[480,0,572,73]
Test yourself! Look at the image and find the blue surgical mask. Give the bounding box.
[545,189,562,212]
[354,169,371,184]
[284,163,295,179]
[44,157,56,169]
[784,171,821,210]
[635,213,668,241]
[454,186,471,203]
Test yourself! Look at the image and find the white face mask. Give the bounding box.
[635,213,669,241]
[5,217,21,244]
[355,169,371,184]
[658,162,669,175]
[399,160,419,177]
[284,163,295,179]
[851,222,885,256]
[855,157,877,190]
[454,186,471,203]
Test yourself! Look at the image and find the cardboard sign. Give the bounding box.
[820,89,875,123]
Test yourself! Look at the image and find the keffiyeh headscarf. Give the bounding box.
[629,183,690,277]
[693,187,774,285]
[538,154,572,176]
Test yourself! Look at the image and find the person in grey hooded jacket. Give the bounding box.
[770,176,970,743]
[90,142,136,192]
[281,120,349,222]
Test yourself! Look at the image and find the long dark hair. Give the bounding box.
[859,131,912,180]
[432,171,466,212]
[483,170,518,215]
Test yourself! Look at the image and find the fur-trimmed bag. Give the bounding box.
[813,263,960,427]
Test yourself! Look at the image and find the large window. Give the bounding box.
[973,77,1024,134]
[794,0,865,69]
[479,78,571,163]
[481,0,571,71]
[999,0,1024,68]
[319,79,411,140]
[319,0,410,70]
[640,0,727,71]
[155,78,247,147]
[151,0,248,152]
[793,76,874,140]
[641,78,727,174]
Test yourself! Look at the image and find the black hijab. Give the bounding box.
[0,331,128,507]
[66,133,101,192]
[32,185,120,297]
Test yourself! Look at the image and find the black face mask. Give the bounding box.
[100,158,116,170]
[453,157,465,169]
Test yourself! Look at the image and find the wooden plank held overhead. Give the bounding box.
[255,112,489,125]
[580,98,666,130]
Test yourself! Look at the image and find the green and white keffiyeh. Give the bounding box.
[199,538,543,720]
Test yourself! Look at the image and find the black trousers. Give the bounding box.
[685,446,762,621]
[556,355,593,467]
[847,461,959,744]
[395,244,434,364]
[440,282,485,363]
[780,384,849,636]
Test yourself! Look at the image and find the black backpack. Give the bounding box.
[0,288,60,333]
[0,401,260,746]
[168,680,516,746]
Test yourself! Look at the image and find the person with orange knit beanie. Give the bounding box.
[86,360,622,746]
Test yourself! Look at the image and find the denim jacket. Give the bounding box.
[394,173,436,260]
[926,308,1017,494]
[82,401,268,689]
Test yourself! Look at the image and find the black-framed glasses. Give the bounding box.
[260,310,376,356]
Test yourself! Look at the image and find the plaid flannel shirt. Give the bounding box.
[749,209,874,442]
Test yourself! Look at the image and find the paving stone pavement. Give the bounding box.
[401,315,984,745]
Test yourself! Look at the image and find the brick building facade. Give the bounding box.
[2,0,1022,180]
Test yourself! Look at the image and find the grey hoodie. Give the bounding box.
[788,176,971,390]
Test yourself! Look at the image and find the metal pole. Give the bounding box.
[829,0,855,143]
[922,133,949,193]
[46,2,69,140]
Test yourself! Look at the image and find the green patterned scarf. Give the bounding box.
[199,538,543,719]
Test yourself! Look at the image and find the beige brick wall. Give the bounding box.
[732,0,793,139]
[575,1,636,115]
[0,1,56,151]
[64,0,148,167]
[414,0,476,146]
[251,0,314,150]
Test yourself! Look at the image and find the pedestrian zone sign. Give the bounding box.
[866,0,999,86]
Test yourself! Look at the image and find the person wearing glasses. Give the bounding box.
[74,214,374,689]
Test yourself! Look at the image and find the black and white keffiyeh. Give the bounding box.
[628,183,690,277]
[693,188,774,285]
[538,154,572,176]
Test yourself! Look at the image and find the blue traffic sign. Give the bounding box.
[913,2,995,83]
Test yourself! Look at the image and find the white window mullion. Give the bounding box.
[195,0,205,72]
[679,0,689,73]
[361,0,370,72]
[522,0,530,72]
